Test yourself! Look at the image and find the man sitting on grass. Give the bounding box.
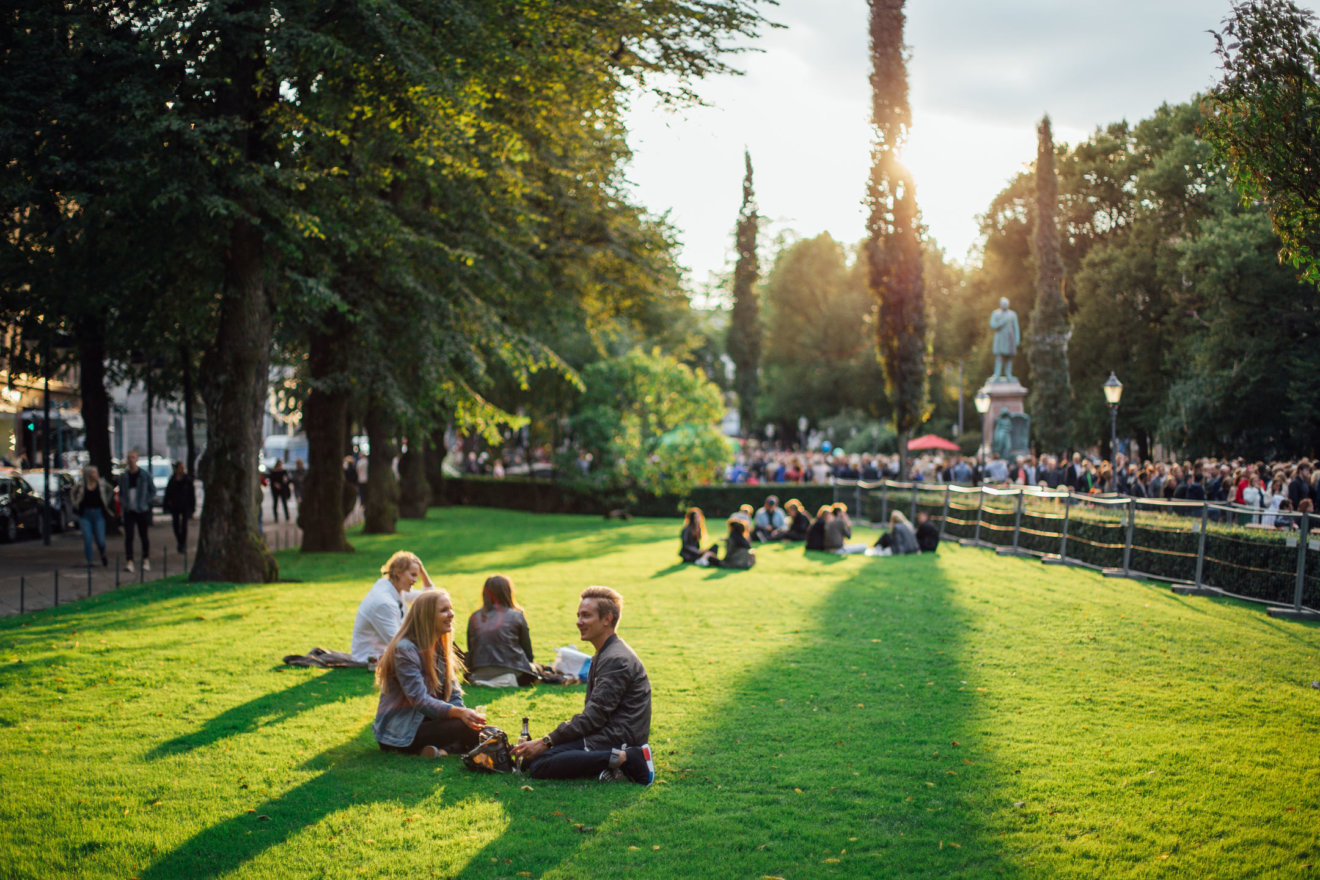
[511,586,655,785]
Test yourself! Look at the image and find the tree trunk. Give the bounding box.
[398,435,429,519]
[191,217,278,583]
[300,326,354,552]
[363,402,398,534]
[425,424,448,503]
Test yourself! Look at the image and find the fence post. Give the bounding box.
[940,485,951,539]
[855,482,862,518]
[1059,492,1071,561]
[973,489,985,545]
[880,482,890,522]
[1293,513,1310,612]
[1193,504,1209,589]
[832,482,840,505]
[20,576,24,614]
[909,486,919,524]
[87,565,92,597]
[1011,490,1023,554]
[115,557,120,588]
[54,570,59,607]
[1123,499,1135,576]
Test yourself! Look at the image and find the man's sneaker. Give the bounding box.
[124,560,134,573]
[142,559,151,572]
[624,744,655,786]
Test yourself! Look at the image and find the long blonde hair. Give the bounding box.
[375,590,462,701]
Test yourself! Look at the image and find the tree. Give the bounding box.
[866,0,928,474]
[726,150,762,435]
[1206,0,1320,285]
[759,234,887,427]
[568,349,732,498]
[1026,115,1073,453]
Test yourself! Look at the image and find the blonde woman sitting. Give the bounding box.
[351,551,434,665]
[374,590,485,757]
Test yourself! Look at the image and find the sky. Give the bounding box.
[621,0,1320,299]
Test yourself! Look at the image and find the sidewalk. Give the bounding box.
[0,489,324,618]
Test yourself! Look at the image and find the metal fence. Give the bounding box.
[834,480,1319,621]
[0,507,364,618]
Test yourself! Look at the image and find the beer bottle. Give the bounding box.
[516,717,531,773]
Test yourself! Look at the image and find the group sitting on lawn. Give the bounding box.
[679,496,941,566]
[352,551,654,784]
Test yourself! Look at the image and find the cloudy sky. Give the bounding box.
[622,0,1320,296]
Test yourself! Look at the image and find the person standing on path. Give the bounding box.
[119,450,155,573]
[162,461,196,554]
[268,460,292,522]
[72,465,113,567]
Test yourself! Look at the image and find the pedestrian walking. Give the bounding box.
[118,450,155,572]
[163,461,196,553]
[268,460,292,522]
[72,465,113,567]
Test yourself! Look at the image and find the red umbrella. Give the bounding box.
[907,433,960,452]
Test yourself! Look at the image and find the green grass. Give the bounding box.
[1,507,1318,879]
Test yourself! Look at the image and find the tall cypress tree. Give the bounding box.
[866,0,928,472]
[727,149,762,435]
[1027,115,1074,453]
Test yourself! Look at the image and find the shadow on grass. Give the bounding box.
[146,669,376,759]
[447,561,1025,879]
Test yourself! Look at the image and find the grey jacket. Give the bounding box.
[117,467,156,514]
[466,607,535,673]
[372,638,465,747]
[547,634,651,750]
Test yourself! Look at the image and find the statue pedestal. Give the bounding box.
[978,380,1028,458]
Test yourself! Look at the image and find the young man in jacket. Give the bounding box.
[512,586,654,785]
[119,450,156,573]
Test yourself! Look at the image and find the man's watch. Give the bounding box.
[540,735,553,748]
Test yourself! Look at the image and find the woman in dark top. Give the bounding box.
[374,589,484,757]
[162,461,196,554]
[466,574,538,686]
[717,518,756,569]
[782,499,811,541]
[679,507,719,564]
[805,505,833,551]
[72,465,113,567]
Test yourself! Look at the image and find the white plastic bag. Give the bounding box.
[553,645,592,679]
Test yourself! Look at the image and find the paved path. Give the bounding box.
[0,489,354,618]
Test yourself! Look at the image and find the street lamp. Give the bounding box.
[974,388,990,461]
[1103,372,1123,488]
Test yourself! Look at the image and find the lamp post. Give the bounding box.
[974,388,990,462]
[1103,372,1123,487]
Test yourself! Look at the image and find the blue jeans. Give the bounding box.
[80,509,106,564]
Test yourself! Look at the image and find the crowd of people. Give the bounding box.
[677,495,940,569]
[350,552,655,785]
[714,448,1320,527]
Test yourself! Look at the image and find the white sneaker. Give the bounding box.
[142,559,151,572]
[124,560,135,573]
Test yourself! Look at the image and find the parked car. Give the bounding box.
[147,457,173,510]
[0,474,46,541]
[19,470,77,532]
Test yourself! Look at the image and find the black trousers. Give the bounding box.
[271,491,290,522]
[379,717,479,755]
[171,512,188,551]
[525,739,616,780]
[123,510,150,561]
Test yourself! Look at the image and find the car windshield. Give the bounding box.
[150,463,172,479]
[21,474,50,493]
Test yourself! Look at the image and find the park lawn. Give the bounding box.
[0,507,1317,880]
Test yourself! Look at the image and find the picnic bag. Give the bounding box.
[461,725,514,774]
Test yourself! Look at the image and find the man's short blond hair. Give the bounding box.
[581,585,623,627]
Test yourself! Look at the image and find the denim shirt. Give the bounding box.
[372,638,465,747]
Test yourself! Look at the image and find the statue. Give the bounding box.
[989,297,1020,382]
